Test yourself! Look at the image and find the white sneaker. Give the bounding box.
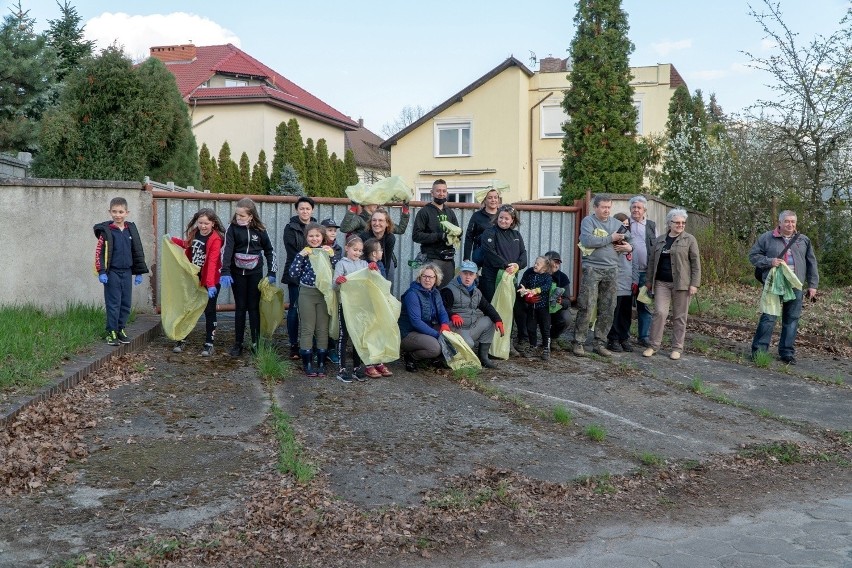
[670,351,681,360]
[642,347,655,357]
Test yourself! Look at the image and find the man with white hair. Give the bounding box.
[629,195,656,347]
[749,210,818,365]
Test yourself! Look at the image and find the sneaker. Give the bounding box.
[642,347,656,357]
[229,344,243,357]
[509,344,521,358]
[117,330,131,344]
[336,368,353,383]
[173,340,186,353]
[541,348,550,361]
[638,338,651,348]
[620,341,633,353]
[572,343,586,357]
[606,341,623,353]
[670,351,681,360]
[375,363,393,377]
[106,331,120,346]
[201,343,214,357]
[522,345,536,359]
[594,344,613,357]
[328,350,340,364]
[364,365,383,379]
[354,366,369,381]
[780,356,797,365]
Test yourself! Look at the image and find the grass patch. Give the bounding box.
[803,372,845,386]
[584,423,607,442]
[690,336,717,354]
[270,404,316,483]
[751,350,773,368]
[452,366,481,381]
[722,302,753,320]
[0,303,106,391]
[689,377,711,395]
[638,452,665,467]
[255,340,290,382]
[427,480,512,510]
[739,442,803,464]
[552,405,573,425]
[574,472,617,495]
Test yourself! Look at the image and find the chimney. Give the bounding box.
[539,57,567,73]
[150,44,197,63]
[358,118,364,128]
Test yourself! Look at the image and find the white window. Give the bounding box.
[541,103,568,138]
[434,120,471,157]
[633,99,644,135]
[225,79,248,87]
[417,190,474,203]
[539,164,562,198]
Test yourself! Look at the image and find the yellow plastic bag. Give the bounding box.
[160,236,208,341]
[441,330,481,370]
[439,220,462,249]
[489,269,515,359]
[308,250,339,340]
[345,175,413,205]
[258,277,285,337]
[339,268,402,364]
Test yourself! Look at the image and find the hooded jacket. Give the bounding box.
[412,203,459,260]
[93,221,149,276]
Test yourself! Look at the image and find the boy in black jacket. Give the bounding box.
[94,197,149,346]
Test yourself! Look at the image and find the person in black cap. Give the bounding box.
[545,251,572,348]
[321,218,343,262]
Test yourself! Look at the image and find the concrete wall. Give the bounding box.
[0,153,30,178]
[0,178,156,312]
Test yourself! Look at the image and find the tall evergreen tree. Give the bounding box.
[665,85,695,141]
[238,151,251,192]
[216,141,239,194]
[270,120,288,190]
[661,86,712,206]
[284,117,307,182]
[330,151,345,197]
[343,148,359,186]
[560,0,641,203]
[272,163,306,196]
[303,137,319,196]
[46,0,94,83]
[315,138,335,197]
[251,149,269,195]
[198,143,214,191]
[0,2,54,152]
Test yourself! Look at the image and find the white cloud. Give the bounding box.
[84,12,240,62]
[650,39,692,57]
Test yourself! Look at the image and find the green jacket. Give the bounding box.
[647,231,701,291]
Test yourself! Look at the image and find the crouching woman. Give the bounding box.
[398,263,450,371]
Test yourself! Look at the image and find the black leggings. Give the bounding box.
[232,271,262,346]
[337,306,361,370]
[525,305,551,347]
[204,286,220,344]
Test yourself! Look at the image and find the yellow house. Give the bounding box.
[381,56,685,203]
[150,44,358,170]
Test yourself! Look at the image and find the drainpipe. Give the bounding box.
[529,92,555,198]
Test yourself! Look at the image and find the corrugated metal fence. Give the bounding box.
[153,193,581,305]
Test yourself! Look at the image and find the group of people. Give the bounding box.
[93,188,818,379]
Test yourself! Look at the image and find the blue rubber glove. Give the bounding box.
[220,275,233,288]
[98,274,108,284]
[133,275,143,286]
[267,275,276,285]
[207,286,217,299]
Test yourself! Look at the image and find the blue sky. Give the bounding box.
[8,0,851,134]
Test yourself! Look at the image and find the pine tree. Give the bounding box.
[303,137,319,196]
[251,149,269,194]
[343,148,359,186]
[315,138,335,197]
[199,143,214,190]
[330,152,345,197]
[216,141,239,194]
[272,163,305,196]
[46,0,94,83]
[238,151,251,192]
[284,117,307,182]
[270,121,288,190]
[0,2,54,152]
[560,0,641,203]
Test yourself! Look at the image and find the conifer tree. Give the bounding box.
[272,163,306,196]
[315,138,335,197]
[303,137,319,196]
[216,141,238,194]
[343,148,359,186]
[238,151,251,192]
[46,0,94,83]
[270,120,288,190]
[560,0,641,203]
[251,149,269,195]
[284,117,307,182]
[198,143,215,191]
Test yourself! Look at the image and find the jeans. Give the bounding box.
[104,267,132,332]
[635,271,652,340]
[751,289,803,359]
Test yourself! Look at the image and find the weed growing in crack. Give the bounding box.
[552,405,573,425]
[574,472,616,495]
[584,423,606,442]
[638,452,665,467]
[453,366,481,381]
[270,404,316,483]
[255,340,290,382]
[689,377,711,395]
[740,442,803,464]
[751,350,772,368]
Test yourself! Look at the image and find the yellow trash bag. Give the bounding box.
[759,263,802,316]
[339,268,401,364]
[308,249,340,341]
[489,269,515,359]
[258,277,285,337]
[440,330,481,371]
[439,220,462,249]
[345,175,413,205]
[160,236,208,341]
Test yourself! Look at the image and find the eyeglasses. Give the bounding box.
[420,274,437,280]
[498,205,515,213]
[671,221,686,225]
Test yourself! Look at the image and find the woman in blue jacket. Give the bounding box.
[398,263,450,371]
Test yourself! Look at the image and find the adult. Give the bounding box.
[629,195,657,346]
[572,194,633,357]
[464,187,501,265]
[544,251,571,348]
[398,263,450,372]
[607,213,635,352]
[643,208,701,361]
[340,200,410,236]
[412,179,459,287]
[283,196,317,359]
[358,208,401,285]
[478,204,526,302]
[749,210,818,364]
[441,260,505,369]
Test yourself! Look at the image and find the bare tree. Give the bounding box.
[381,105,429,138]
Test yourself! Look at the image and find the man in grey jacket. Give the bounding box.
[749,210,818,364]
[629,195,656,346]
[572,194,633,357]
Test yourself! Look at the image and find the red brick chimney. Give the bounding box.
[539,57,568,73]
[150,44,197,63]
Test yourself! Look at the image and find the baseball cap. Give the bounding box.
[320,218,340,228]
[459,260,478,273]
[545,250,562,262]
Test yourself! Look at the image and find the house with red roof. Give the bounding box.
[150,43,358,172]
[344,118,390,184]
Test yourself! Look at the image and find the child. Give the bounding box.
[333,235,368,383]
[94,196,149,346]
[289,223,337,377]
[363,238,387,278]
[170,208,225,356]
[518,256,554,361]
[220,198,276,357]
[321,218,343,363]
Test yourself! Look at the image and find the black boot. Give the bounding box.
[300,349,317,377]
[315,349,328,377]
[478,343,497,369]
[541,338,551,361]
[403,351,416,372]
